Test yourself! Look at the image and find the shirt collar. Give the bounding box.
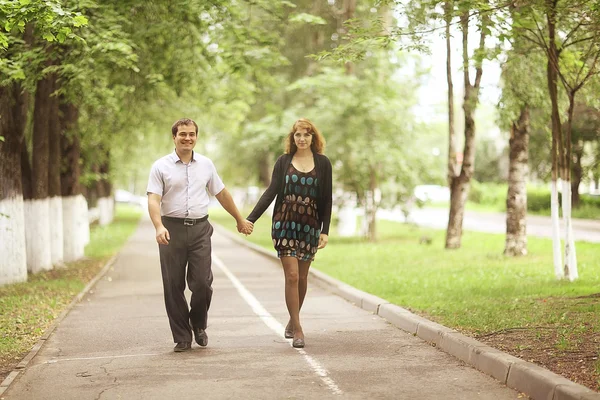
[169,150,197,163]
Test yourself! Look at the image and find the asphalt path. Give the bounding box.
[3,216,521,400]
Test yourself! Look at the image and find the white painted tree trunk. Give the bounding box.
[109,196,114,222]
[98,196,113,226]
[49,196,64,265]
[80,195,90,246]
[0,196,27,285]
[63,195,86,262]
[561,180,578,281]
[24,198,53,274]
[550,180,563,279]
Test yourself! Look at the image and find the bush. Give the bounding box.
[580,194,600,208]
[464,181,600,219]
[527,187,552,212]
[468,180,506,207]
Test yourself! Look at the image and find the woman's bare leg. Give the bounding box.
[281,256,303,340]
[285,260,312,335]
[298,260,312,310]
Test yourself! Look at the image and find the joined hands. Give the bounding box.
[237,219,254,235]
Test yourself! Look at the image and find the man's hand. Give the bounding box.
[318,233,328,249]
[156,225,170,245]
[238,220,254,235]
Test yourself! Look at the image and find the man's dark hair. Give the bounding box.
[171,118,198,137]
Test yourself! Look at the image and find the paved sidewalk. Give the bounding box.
[2,216,523,399]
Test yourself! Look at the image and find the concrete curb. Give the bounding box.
[0,254,119,397]
[214,224,600,400]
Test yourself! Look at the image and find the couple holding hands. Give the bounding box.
[147,118,332,351]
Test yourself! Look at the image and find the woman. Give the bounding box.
[246,118,332,348]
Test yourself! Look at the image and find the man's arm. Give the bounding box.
[148,193,170,244]
[215,188,253,234]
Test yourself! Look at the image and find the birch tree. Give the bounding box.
[515,0,600,280]
[498,14,549,256]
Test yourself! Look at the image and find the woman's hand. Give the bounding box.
[237,219,254,235]
[318,233,329,249]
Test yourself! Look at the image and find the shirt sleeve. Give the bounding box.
[146,162,164,196]
[206,160,226,196]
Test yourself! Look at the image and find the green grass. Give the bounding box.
[210,208,600,336]
[0,204,142,376]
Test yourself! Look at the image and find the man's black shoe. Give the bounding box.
[173,342,191,352]
[193,327,208,347]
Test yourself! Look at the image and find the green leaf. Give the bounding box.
[42,32,55,42]
[19,0,31,5]
[0,136,5,142]
[73,15,88,27]
[288,13,327,25]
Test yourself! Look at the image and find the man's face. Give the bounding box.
[173,124,197,153]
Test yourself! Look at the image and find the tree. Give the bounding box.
[0,1,87,285]
[569,102,600,206]
[317,0,496,247]
[515,0,600,280]
[290,51,430,241]
[497,14,549,256]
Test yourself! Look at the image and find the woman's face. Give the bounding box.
[293,127,313,150]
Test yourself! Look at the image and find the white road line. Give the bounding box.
[44,353,161,364]
[212,253,343,396]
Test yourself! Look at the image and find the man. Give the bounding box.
[147,118,253,352]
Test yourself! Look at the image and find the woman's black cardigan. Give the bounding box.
[247,153,333,235]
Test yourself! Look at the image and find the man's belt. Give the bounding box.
[162,215,209,226]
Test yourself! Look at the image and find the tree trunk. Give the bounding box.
[60,102,86,262]
[366,167,378,241]
[48,77,64,265]
[32,75,53,201]
[26,73,55,273]
[259,152,273,187]
[546,3,565,279]
[60,104,81,196]
[571,139,583,208]
[445,0,459,185]
[98,154,114,226]
[342,0,356,75]
[504,105,530,256]
[445,10,483,249]
[0,83,28,286]
[562,93,578,280]
[21,138,33,201]
[561,180,578,280]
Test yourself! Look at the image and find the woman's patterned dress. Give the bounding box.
[272,164,320,261]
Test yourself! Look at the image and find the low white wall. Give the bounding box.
[49,196,64,265]
[24,198,53,274]
[0,196,27,285]
[63,195,86,262]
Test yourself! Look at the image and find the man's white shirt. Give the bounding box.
[147,151,225,218]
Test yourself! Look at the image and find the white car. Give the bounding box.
[115,189,146,208]
[413,185,450,202]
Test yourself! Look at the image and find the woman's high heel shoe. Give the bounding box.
[292,338,305,348]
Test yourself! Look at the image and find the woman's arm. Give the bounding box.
[319,156,333,235]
